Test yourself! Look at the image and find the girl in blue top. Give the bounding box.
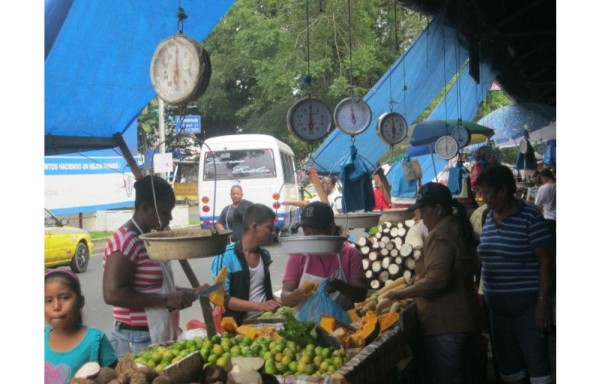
[45,269,117,384]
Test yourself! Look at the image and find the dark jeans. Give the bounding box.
[421,332,475,384]
[485,294,552,384]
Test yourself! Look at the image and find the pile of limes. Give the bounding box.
[134,331,347,377]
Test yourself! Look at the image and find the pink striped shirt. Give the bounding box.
[102,227,163,326]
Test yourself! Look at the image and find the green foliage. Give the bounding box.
[137,0,429,161]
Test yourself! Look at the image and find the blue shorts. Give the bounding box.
[109,322,151,360]
[485,294,552,384]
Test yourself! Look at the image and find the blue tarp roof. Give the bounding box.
[44,0,235,155]
[308,14,496,173]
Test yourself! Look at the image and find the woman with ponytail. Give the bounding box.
[387,182,482,384]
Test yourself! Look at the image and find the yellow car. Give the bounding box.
[44,209,93,273]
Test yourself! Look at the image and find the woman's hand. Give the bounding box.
[535,299,551,337]
[385,289,408,302]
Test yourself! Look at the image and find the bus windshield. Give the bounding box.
[202,149,277,181]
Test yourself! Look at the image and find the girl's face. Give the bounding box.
[44,280,82,330]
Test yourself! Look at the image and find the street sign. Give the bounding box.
[176,115,202,134]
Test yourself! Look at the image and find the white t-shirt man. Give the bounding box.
[246,257,267,319]
[534,183,556,220]
[310,190,343,213]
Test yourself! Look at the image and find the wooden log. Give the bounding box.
[397,227,407,238]
[394,256,403,266]
[378,241,387,249]
[385,241,395,251]
[371,260,382,273]
[375,232,382,240]
[388,263,400,278]
[368,251,379,262]
[403,270,413,281]
[357,236,372,247]
[360,246,371,255]
[380,248,390,257]
[390,227,400,238]
[381,257,391,270]
[370,237,381,249]
[370,279,381,290]
[413,249,422,260]
[405,258,416,270]
[393,237,403,249]
[400,243,413,257]
[378,270,390,284]
[362,259,371,271]
[365,270,374,280]
[380,235,391,244]
[389,248,399,258]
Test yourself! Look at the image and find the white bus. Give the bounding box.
[198,134,301,235]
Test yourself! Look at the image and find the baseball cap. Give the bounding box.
[407,182,453,212]
[300,201,334,229]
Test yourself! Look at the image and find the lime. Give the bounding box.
[212,344,224,356]
[202,340,213,350]
[230,346,241,357]
[216,357,228,367]
[221,331,231,339]
[265,364,276,375]
[304,363,316,375]
[242,336,253,346]
[327,364,337,374]
[275,362,287,374]
[319,361,329,372]
[207,354,218,364]
[263,351,273,361]
[210,335,221,344]
[297,361,306,374]
[275,352,284,362]
[313,355,323,366]
[152,352,163,364]
[299,354,311,365]
[288,361,298,372]
[145,360,156,369]
[155,363,165,373]
[321,347,331,359]
[281,355,292,365]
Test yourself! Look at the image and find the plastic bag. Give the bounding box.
[297,278,352,325]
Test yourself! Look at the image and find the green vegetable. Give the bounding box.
[277,311,319,347]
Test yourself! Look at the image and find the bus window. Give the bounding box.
[203,149,277,181]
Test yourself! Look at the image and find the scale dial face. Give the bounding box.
[150,34,209,106]
[286,97,333,142]
[451,125,471,148]
[376,112,408,145]
[333,97,372,136]
[519,139,529,154]
[435,135,459,160]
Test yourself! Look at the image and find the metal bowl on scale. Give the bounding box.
[139,228,232,260]
[378,208,415,223]
[279,235,347,255]
[334,212,382,229]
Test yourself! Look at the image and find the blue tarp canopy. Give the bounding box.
[308,13,496,173]
[44,0,235,156]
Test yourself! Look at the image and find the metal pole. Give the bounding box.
[158,98,167,179]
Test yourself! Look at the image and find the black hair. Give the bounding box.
[476,164,517,196]
[242,203,276,231]
[440,200,477,247]
[45,270,84,328]
[134,175,175,210]
[540,168,555,181]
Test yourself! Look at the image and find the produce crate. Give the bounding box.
[276,303,417,384]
